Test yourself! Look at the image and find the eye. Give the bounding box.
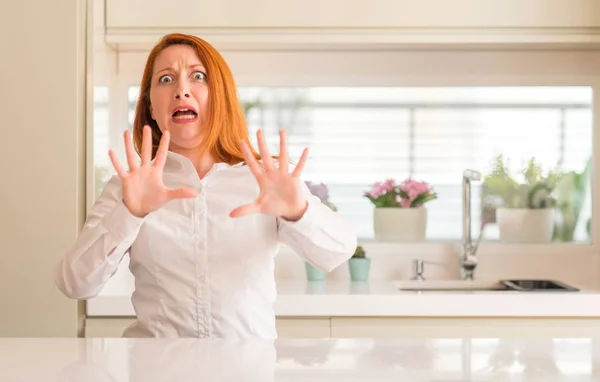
[192,71,206,81]
[158,75,173,84]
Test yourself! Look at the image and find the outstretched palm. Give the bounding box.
[109,126,197,218]
[229,129,309,221]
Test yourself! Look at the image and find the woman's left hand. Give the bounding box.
[229,129,309,221]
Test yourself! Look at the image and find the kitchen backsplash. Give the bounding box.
[274,244,600,289]
[97,244,600,296]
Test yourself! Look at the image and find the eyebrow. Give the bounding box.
[155,64,206,76]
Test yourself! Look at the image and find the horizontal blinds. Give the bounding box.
[241,86,592,240]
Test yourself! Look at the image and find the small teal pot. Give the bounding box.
[348,258,371,282]
[305,262,326,281]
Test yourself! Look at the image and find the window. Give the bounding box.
[93,86,111,200]
[93,85,592,243]
[237,86,592,242]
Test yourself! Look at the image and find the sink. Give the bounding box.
[393,279,579,292]
[502,279,579,292]
[393,280,506,291]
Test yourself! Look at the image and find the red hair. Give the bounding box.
[132,33,259,163]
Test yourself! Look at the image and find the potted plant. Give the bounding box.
[553,157,592,242]
[482,154,561,243]
[348,246,371,282]
[304,181,337,281]
[364,178,437,242]
[305,181,337,212]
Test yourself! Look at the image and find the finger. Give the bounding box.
[278,129,289,173]
[141,125,152,165]
[291,147,309,178]
[166,187,197,200]
[257,129,275,170]
[241,140,264,176]
[124,130,139,170]
[229,202,261,218]
[108,149,127,178]
[154,130,170,169]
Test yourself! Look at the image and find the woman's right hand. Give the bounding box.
[108,125,197,218]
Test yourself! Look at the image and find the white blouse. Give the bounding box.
[55,151,357,338]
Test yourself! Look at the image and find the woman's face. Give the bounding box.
[149,44,209,151]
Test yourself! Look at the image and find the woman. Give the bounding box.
[55,33,357,338]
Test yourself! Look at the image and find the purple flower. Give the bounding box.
[305,181,337,211]
[305,181,329,203]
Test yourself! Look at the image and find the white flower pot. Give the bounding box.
[373,207,427,242]
[496,208,554,243]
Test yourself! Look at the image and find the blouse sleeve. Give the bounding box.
[277,182,357,272]
[54,175,145,299]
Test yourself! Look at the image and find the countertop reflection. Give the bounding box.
[2,337,600,381]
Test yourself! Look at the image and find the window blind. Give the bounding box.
[239,86,593,241]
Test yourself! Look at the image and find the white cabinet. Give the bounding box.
[276,319,331,338]
[86,317,600,338]
[330,318,600,338]
[84,318,330,338]
[106,0,598,29]
[104,0,600,48]
[85,318,135,338]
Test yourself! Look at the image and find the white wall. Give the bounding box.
[0,0,86,336]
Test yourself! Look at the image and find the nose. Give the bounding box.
[175,91,190,99]
[174,79,191,100]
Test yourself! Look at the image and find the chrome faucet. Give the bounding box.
[461,169,483,280]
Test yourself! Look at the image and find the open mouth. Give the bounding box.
[171,107,198,123]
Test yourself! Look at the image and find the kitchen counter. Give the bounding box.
[87,280,600,317]
[3,337,600,381]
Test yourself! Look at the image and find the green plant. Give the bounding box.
[553,157,592,242]
[352,246,366,259]
[587,217,592,240]
[483,154,561,210]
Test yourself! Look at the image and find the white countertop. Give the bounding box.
[87,279,600,317]
[3,337,600,381]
